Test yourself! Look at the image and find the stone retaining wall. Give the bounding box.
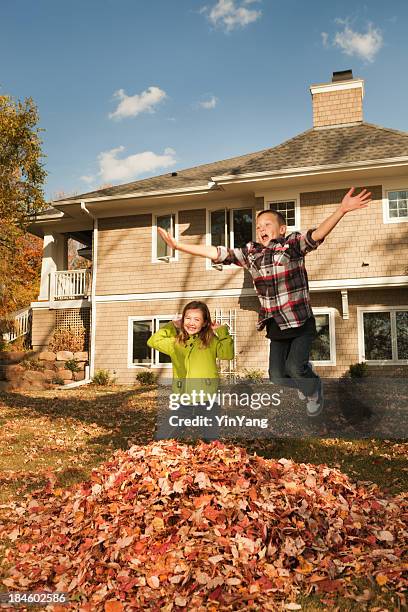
[0,351,89,392]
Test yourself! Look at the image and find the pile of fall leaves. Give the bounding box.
[0,440,407,611]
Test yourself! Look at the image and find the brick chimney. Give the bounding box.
[310,70,364,129]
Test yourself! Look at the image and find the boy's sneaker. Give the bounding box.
[297,362,316,401]
[306,378,324,418]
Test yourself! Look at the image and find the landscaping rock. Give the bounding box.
[38,360,57,370]
[56,369,73,381]
[38,351,56,361]
[55,361,66,369]
[3,364,25,381]
[0,380,13,391]
[43,369,57,382]
[56,351,74,361]
[73,371,85,381]
[74,351,88,361]
[0,351,27,364]
[24,370,47,383]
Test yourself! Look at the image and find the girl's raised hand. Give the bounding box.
[158,227,178,250]
[211,321,221,330]
[172,318,182,328]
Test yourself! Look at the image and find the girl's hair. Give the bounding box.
[175,301,215,348]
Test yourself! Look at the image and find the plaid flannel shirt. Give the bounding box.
[213,229,324,331]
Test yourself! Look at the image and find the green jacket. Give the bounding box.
[147,322,234,398]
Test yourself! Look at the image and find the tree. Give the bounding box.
[0,94,47,318]
[0,224,42,320]
[0,94,47,250]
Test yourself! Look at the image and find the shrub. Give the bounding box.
[348,361,369,378]
[92,369,115,386]
[51,375,65,385]
[239,368,265,383]
[48,327,85,353]
[0,329,28,352]
[136,370,157,386]
[64,358,81,373]
[1,339,22,352]
[20,358,46,371]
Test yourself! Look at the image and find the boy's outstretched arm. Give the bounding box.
[311,187,372,242]
[158,227,218,260]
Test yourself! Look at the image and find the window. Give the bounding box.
[309,311,336,365]
[152,213,178,262]
[231,209,253,248]
[384,190,408,223]
[208,207,253,269]
[360,308,408,363]
[267,200,297,228]
[210,208,253,248]
[132,320,152,365]
[129,316,173,368]
[396,311,408,359]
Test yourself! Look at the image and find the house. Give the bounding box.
[27,69,408,383]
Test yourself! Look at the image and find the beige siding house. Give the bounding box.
[28,70,408,383]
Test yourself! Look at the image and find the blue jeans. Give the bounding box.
[268,327,320,398]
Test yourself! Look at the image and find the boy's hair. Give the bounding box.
[176,300,215,348]
[256,209,287,226]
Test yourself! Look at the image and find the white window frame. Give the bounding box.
[265,198,300,232]
[382,188,408,224]
[205,205,255,271]
[310,307,337,366]
[357,305,408,365]
[152,211,179,263]
[128,315,174,369]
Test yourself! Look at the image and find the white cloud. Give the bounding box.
[332,21,383,62]
[109,86,167,120]
[97,146,177,182]
[202,0,262,32]
[199,96,218,109]
[80,175,95,184]
[321,32,329,48]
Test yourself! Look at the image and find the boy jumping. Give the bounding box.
[158,187,372,417]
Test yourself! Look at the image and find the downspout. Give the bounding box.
[69,201,97,385]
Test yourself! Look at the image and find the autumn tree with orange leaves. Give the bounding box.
[0,94,47,320]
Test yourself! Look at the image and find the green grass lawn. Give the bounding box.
[0,384,406,610]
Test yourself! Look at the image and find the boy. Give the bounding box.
[158,187,372,417]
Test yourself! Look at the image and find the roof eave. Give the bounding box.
[51,182,222,206]
[211,156,408,185]
[44,155,408,211]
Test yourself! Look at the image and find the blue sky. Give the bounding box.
[1,0,407,201]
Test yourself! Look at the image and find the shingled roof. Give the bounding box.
[58,122,408,202]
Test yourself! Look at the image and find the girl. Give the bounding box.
[147,300,234,440]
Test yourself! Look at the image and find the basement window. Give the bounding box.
[309,310,336,366]
[359,308,408,363]
[129,317,173,368]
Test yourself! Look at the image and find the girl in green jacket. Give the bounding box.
[147,300,234,440]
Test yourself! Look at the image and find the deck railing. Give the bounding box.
[2,306,32,342]
[52,269,91,300]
